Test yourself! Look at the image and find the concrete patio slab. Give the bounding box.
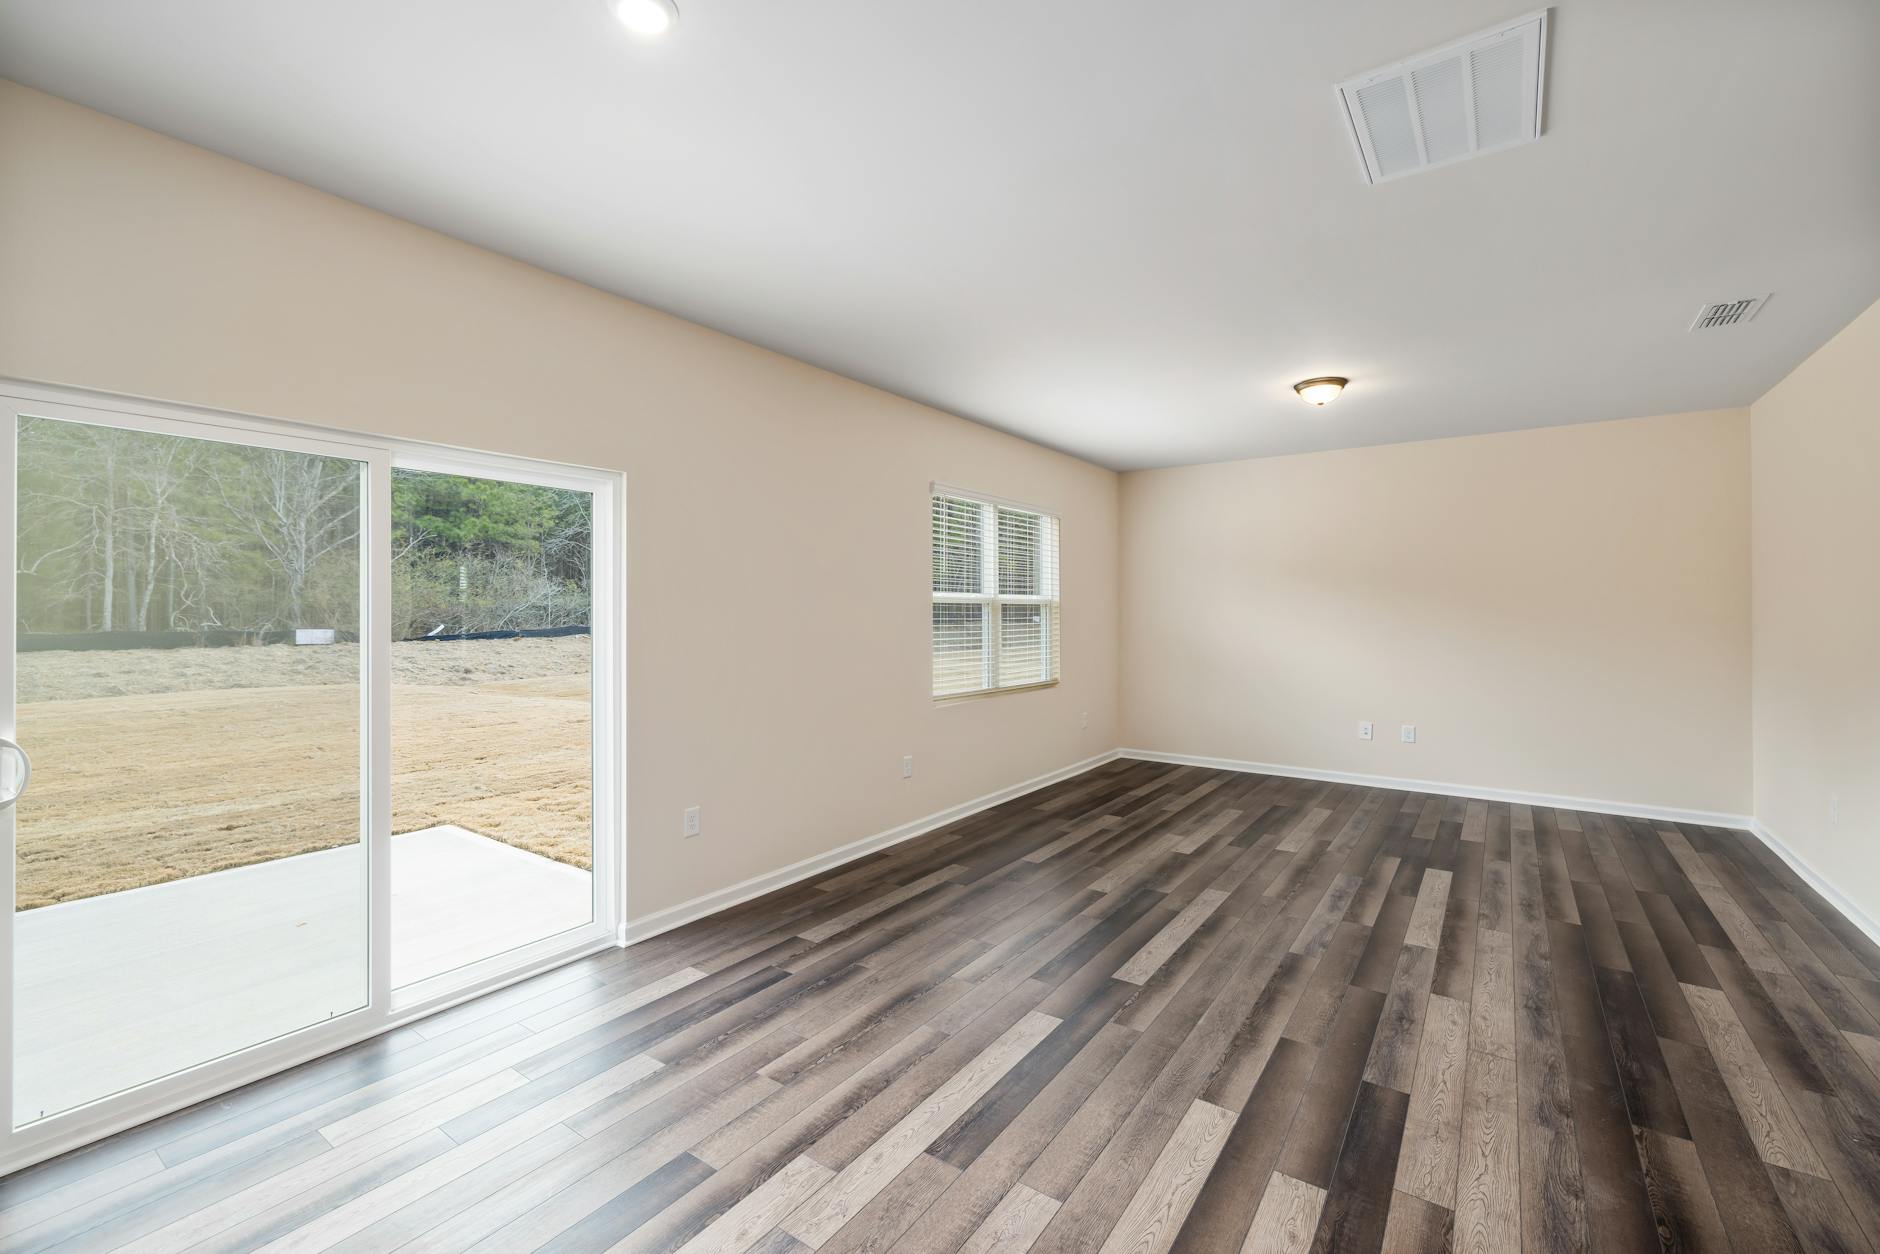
[14,826,590,1123]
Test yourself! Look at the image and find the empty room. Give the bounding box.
[0,1,1876,1251]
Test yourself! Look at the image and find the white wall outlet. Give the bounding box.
[1358,721,1373,741]
[1831,795,1840,826]
[683,805,701,838]
[902,755,914,779]
[1080,711,1089,729]
[1400,724,1416,744]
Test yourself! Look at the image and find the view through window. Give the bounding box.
[389,468,595,987]
[12,415,367,1123]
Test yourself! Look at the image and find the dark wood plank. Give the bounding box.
[1277,986,1388,1189]
[1307,1080,1411,1253]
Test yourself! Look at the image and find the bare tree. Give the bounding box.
[219,450,360,629]
[17,420,133,630]
[125,437,207,630]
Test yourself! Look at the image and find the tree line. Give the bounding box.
[17,417,591,640]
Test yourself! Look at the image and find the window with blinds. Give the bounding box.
[931,487,1060,698]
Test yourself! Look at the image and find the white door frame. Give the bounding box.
[0,379,626,1176]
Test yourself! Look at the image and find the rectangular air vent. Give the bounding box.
[1690,294,1771,331]
[1336,11,1549,184]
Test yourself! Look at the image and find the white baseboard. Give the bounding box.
[617,750,1123,948]
[1117,748,1755,830]
[1748,819,1880,950]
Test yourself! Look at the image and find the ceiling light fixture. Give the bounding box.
[609,0,678,37]
[1293,377,1348,407]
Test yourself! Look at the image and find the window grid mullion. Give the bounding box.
[980,502,1000,690]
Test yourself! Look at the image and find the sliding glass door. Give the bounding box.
[8,404,373,1128]
[0,384,620,1173]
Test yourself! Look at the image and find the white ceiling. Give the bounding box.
[2,0,1876,470]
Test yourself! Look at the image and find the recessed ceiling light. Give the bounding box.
[609,0,678,38]
[1293,377,1348,406]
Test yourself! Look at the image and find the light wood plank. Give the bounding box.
[1393,993,1469,1209]
[1467,928,1514,1062]
[1404,869,1453,950]
[1452,1050,1518,1254]
[781,1010,1061,1247]
[676,1156,834,1254]
[1095,1099,1237,1254]
[1115,890,1231,985]
[958,1183,1062,1254]
[1239,1171,1324,1254]
[1681,983,1829,1178]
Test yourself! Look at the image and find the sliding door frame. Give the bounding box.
[0,379,625,1176]
[386,441,622,1008]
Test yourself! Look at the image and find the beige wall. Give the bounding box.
[1752,298,1880,924]
[1121,410,1753,815]
[0,82,1121,920]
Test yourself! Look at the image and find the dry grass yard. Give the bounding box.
[14,636,592,909]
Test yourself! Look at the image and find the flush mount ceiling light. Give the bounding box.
[1293,377,1348,406]
[609,0,678,37]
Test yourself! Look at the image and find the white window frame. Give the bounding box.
[0,378,626,1175]
[930,482,1060,700]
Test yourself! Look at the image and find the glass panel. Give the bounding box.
[932,602,986,696]
[390,469,594,987]
[996,507,1045,596]
[931,496,984,594]
[998,602,1048,687]
[13,415,365,1125]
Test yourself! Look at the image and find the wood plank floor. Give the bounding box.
[9,758,1880,1252]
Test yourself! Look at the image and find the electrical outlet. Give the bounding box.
[902,755,914,779]
[1831,795,1841,826]
[683,806,701,838]
[1080,711,1089,729]
[1358,721,1373,741]
[1400,724,1416,744]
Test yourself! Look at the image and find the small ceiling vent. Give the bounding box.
[1336,11,1549,184]
[1690,294,1771,331]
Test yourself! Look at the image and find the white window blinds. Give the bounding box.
[931,487,1060,697]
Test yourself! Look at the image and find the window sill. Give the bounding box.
[933,679,1060,705]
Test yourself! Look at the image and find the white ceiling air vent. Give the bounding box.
[1336,11,1549,184]
[1689,294,1771,331]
